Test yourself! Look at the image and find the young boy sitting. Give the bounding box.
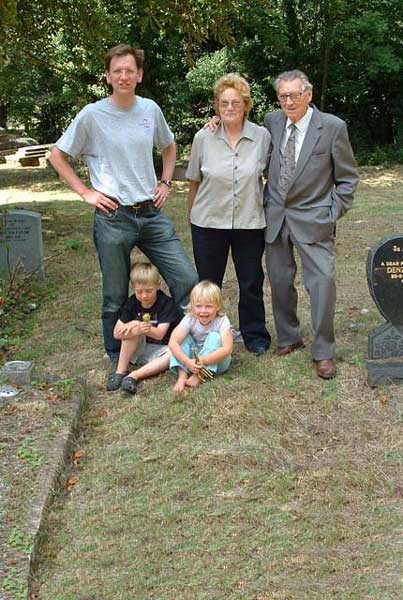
[107,262,182,393]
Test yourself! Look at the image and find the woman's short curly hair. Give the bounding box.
[213,73,253,119]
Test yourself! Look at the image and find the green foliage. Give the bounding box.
[186,48,234,96]
[173,49,239,147]
[7,527,33,553]
[17,437,46,470]
[1,568,26,600]
[64,238,84,251]
[0,0,241,141]
[0,271,48,358]
[53,377,79,398]
[0,0,402,158]
[356,145,403,166]
[170,46,277,156]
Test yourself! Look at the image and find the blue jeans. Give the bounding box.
[93,205,198,359]
[169,333,231,375]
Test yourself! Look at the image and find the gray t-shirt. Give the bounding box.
[178,314,232,350]
[56,96,174,205]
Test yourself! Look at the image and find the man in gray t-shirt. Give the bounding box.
[50,44,197,364]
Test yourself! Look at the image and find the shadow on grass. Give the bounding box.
[0,163,89,192]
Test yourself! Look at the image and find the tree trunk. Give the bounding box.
[320,37,330,111]
[319,0,332,112]
[284,0,301,63]
[0,102,7,128]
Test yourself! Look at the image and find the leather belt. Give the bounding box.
[117,199,155,211]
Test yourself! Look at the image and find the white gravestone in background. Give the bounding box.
[0,209,45,279]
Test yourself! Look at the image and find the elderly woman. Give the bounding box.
[186,73,271,355]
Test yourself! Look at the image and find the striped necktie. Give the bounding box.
[279,123,296,198]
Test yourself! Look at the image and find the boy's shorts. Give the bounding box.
[130,336,170,366]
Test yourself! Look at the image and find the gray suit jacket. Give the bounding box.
[263,106,359,244]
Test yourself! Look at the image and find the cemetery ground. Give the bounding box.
[1,164,403,600]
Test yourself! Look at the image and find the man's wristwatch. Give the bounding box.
[160,179,172,188]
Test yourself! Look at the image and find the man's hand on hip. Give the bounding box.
[153,183,170,208]
[82,189,119,212]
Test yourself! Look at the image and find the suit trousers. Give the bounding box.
[265,220,336,360]
[191,224,271,350]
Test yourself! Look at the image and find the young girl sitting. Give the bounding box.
[169,280,233,392]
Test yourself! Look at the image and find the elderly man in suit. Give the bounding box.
[264,69,359,379]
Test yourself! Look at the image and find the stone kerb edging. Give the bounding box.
[27,381,87,594]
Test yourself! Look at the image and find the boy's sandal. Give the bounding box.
[121,376,137,394]
[106,371,128,392]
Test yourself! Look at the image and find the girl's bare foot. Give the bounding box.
[185,374,201,388]
[173,378,187,392]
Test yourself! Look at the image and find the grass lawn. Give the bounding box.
[1,164,403,599]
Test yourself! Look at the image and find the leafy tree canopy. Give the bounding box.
[0,0,402,158]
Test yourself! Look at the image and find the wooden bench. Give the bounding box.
[6,143,54,167]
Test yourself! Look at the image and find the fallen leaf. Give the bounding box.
[36,382,50,391]
[379,395,389,406]
[65,475,79,494]
[1,405,18,415]
[98,408,109,418]
[71,449,85,465]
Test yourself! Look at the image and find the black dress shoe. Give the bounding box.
[246,344,269,356]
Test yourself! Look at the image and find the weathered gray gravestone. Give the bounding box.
[366,234,403,386]
[0,210,45,279]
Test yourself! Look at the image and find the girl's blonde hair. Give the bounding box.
[129,262,161,287]
[186,280,226,316]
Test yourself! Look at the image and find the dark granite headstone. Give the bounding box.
[0,210,45,279]
[366,235,403,385]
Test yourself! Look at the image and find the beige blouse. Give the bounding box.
[186,120,271,229]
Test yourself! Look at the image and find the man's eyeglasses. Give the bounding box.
[278,92,304,103]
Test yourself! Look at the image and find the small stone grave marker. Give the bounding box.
[0,209,45,279]
[1,360,34,385]
[366,234,403,385]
